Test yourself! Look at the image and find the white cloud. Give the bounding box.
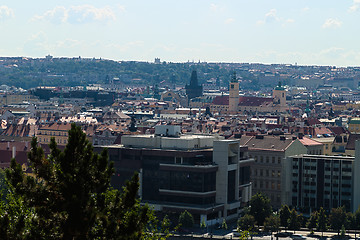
[224,18,235,24]
[257,9,293,27]
[209,3,225,13]
[322,18,342,29]
[0,5,14,20]
[264,9,279,23]
[282,18,295,27]
[302,7,310,13]
[33,6,67,24]
[349,0,360,12]
[33,5,116,24]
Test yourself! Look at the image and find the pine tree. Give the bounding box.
[3,123,152,239]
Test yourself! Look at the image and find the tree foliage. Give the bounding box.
[307,210,318,231]
[288,209,302,233]
[329,207,347,235]
[317,207,328,236]
[238,214,256,232]
[279,205,291,230]
[1,123,153,239]
[178,210,194,229]
[264,215,280,233]
[249,193,272,226]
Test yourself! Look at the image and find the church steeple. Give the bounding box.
[185,70,203,103]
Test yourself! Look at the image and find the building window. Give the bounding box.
[272,157,275,163]
[278,157,281,164]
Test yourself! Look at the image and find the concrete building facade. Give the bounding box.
[101,125,253,225]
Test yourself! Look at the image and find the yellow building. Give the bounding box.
[0,93,36,106]
[312,137,335,155]
[348,118,360,133]
[36,123,72,145]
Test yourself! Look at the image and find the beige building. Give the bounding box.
[0,93,36,106]
[240,135,307,208]
[36,123,72,145]
[312,137,335,155]
[348,118,360,133]
[210,82,288,115]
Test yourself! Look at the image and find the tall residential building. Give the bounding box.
[284,151,360,213]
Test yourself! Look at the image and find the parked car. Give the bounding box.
[232,229,241,237]
[275,232,293,238]
[291,234,306,240]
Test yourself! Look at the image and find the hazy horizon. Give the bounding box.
[1,1,359,67]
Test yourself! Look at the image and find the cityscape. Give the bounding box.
[1,1,360,239]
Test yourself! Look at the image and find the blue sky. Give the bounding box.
[0,1,359,66]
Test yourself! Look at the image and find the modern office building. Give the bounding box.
[102,125,253,225]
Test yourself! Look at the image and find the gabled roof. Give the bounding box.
[212,95,229,105]
[238,96,272,106]
[299,137,323,146]
[211,95,273,107]
[240,135,296,152]
[345,134,360,150]
[329,126,350,135]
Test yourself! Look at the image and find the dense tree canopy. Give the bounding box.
[249,193,272,226]
[0,123,153,239]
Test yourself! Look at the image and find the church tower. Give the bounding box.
[229,72,239,113]
[272,81,286,107]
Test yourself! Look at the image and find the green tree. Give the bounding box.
[222,219,228,230]
[288,209,301,233]
[3,123,152,239]
[249,193,272,226]
[238,214,256,232]
[329,207,347,236]
[264,215,280,233]
[317,207,328,237]
[279,205,291,231]
[307,211,318,232]
[353,206,360,239]
[178,210,194,229]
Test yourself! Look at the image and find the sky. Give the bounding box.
[0,1,359,66]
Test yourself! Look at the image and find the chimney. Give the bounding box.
[12,146,16,158]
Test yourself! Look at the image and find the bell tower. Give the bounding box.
[229,72,239,113]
